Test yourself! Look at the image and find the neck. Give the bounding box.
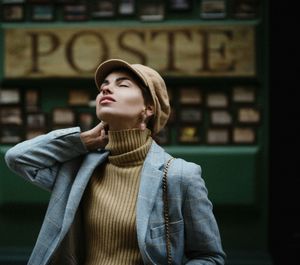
[105,117,140,132]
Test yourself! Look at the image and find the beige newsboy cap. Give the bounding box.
[95,59,170,134]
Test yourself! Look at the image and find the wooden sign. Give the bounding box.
[4,25,255,78]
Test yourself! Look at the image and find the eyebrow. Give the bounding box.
[116,77,132,83]
[102,76,132,85]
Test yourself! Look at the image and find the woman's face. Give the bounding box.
[96,70,153,131]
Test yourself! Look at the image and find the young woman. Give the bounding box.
[5,59,226,265]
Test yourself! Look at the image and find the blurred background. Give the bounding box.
[0,0,289,265]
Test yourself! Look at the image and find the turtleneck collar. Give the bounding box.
[105,128,152,166]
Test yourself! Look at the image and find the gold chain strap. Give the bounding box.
[162,157,175,265]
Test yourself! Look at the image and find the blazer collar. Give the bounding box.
[61,149,110,232]
[136,141,171,251]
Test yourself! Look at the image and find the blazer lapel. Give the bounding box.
[61,150,110,232]
[136,142,170,250]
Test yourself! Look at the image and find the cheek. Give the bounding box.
[95,94,101,108]
[95,94,102,114]
[122,96,145,115]
[96,93,101,103]
[124,91,145,108]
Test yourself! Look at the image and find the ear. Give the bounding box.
[145,105,154,118]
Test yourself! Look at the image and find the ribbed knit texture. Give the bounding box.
[83,129,152,265]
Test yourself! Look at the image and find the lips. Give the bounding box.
[100,96,116,104]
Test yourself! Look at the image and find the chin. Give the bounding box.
[97,111,114,123]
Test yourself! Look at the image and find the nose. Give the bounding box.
[101,83,113,95]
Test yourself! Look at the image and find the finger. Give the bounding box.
[99,121,106,129]
[100,127,108,139]
[100,121,109,130]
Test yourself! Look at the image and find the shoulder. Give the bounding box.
[148,141,203,182]
[172,158,201,175]
[169,158,202,187]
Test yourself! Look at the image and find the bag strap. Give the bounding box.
[162,157,175,265]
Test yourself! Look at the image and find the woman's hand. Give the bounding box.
[80,121,109,151]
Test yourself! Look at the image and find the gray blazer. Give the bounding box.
[5,127,226,265]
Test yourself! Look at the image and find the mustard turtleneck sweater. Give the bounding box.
[83,129,152,265]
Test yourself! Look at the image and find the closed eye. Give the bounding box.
[116,77,132,88]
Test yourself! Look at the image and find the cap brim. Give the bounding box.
[94,59,147,90]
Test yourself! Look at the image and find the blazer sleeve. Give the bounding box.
[182,162,226,265]
[4,127,88,192]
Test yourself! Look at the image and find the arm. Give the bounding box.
[4,122,108,191]
[183,164,226,265]
[4,127,87,191]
